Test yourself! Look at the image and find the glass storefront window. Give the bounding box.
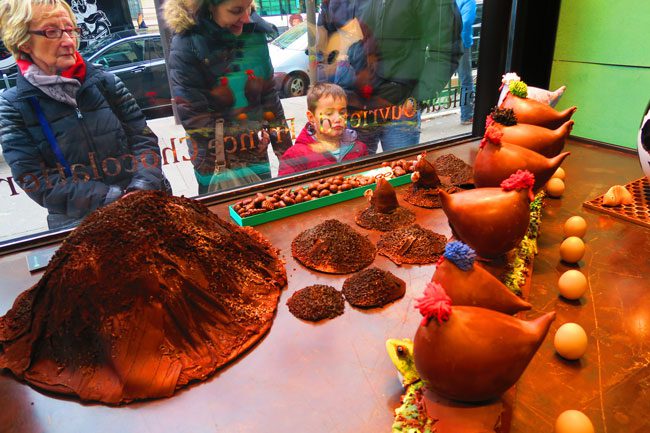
[0,0,484,248]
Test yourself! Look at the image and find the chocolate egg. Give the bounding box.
[560,236,585,263]
[563,216,587,238]
[558,270,588,300]
[554,323,588,360]
[552,167,566,180]
[555,410,595,433]
[546,178,565,197]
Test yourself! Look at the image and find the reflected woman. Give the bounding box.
[163,0,292,194]
[0,0,169,230]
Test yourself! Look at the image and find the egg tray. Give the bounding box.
[582,177,650,228]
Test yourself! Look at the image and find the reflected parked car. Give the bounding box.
[268,22,310,98]
[82,31,172,118]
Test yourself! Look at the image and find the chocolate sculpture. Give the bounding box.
[413,283,556,402]
[440,170,534,259]
[488,108,574,157]
[500,91,577,130]
[355,178,415,231]
[403,152,460,208]
[0,192,287,404]
[474,125,570,191]
[432,241,532,314]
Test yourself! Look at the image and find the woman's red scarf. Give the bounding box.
[17,51,87,82]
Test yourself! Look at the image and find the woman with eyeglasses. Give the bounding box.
[0,0,170,230]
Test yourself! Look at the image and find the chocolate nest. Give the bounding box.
[292,219,376,274]
[0,191,287,405]
[377,224,448,265]
[355,206,416,231]
[434,154,474,186]
[403,184,462,208]
[342,268,406,308]
[287,285,345,321]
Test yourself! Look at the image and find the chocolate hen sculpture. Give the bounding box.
[474,125,570,191]
[440,170,535,259]
[432,241,532,314]
[489,108,574,157]
[500,91,576,129]
[0,192,287,404]
[413,283,555,402]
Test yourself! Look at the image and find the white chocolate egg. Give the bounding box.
[551,167,566,180]
[563,216,587,238]
[555,409,594,433]
[546,178,565,198]
[554,323,588,360]
[560,236,585,263]
[558,270,588,300]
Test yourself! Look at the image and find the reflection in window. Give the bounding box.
[99,40,145,69]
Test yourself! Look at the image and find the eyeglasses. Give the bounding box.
[28,27,81,39]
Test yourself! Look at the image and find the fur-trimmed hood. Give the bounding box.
[163,0,276,34]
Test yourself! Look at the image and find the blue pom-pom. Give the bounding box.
[443,241,476,271]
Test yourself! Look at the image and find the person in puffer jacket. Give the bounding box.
[0,0,169,230]
[279,83,367,176]
[163,0,293,194]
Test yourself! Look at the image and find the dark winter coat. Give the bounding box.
[166,6,292,179]
[0,63,167,229]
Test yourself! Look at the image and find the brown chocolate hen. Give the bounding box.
[0,192,287,405]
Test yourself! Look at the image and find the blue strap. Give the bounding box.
[28,96,72,177]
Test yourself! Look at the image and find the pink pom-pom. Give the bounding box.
[480,125,503,149]
[500,170,535,201]
[220,77,229,86]
[246,69,255,79]
[414,282,452,326]
[485,115,495,129]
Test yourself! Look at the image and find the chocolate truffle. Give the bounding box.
[292,219,376,274]
[342,268,406,308]
[0,191,287,404]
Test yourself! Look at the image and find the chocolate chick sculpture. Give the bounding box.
[403,153,460,208]
[413,282,556,402]
[500,80,577,129]
[432,241,532,314]
[356,177,416,231]
[473,124,570,191]
[488,107,574,157]
[386,338,436,433]
[440,170,535,259]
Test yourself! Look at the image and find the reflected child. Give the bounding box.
[279,83,367,176]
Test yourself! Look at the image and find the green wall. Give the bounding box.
[549,0,650,149]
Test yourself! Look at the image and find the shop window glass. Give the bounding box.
[0,0,483,249]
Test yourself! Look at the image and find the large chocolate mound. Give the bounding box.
[0,192,287,404]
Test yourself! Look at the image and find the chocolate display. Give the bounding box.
[500,92,577,129]
[355,178,416,231]
[440,171,535,259]
[489,108,574,157]
[377,224,447,265]
[342,268,406,308]
[292,219,376,273]
[403,153,461,208]
[431,241,532,314]
[286,285,345,322]
[0,192,287,404]
[474,125,570,191]
[413,283,556,402]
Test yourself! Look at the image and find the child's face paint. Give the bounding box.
[307,95,348,141]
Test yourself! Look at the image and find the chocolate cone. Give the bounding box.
[432,259,532,314]
[497,120,574,157]
[413,155,442,189]
[501,92,576,129]
[414,308,556,402]
[439,188,530,258]
[371,177,399,213]
[474,140,570,190]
